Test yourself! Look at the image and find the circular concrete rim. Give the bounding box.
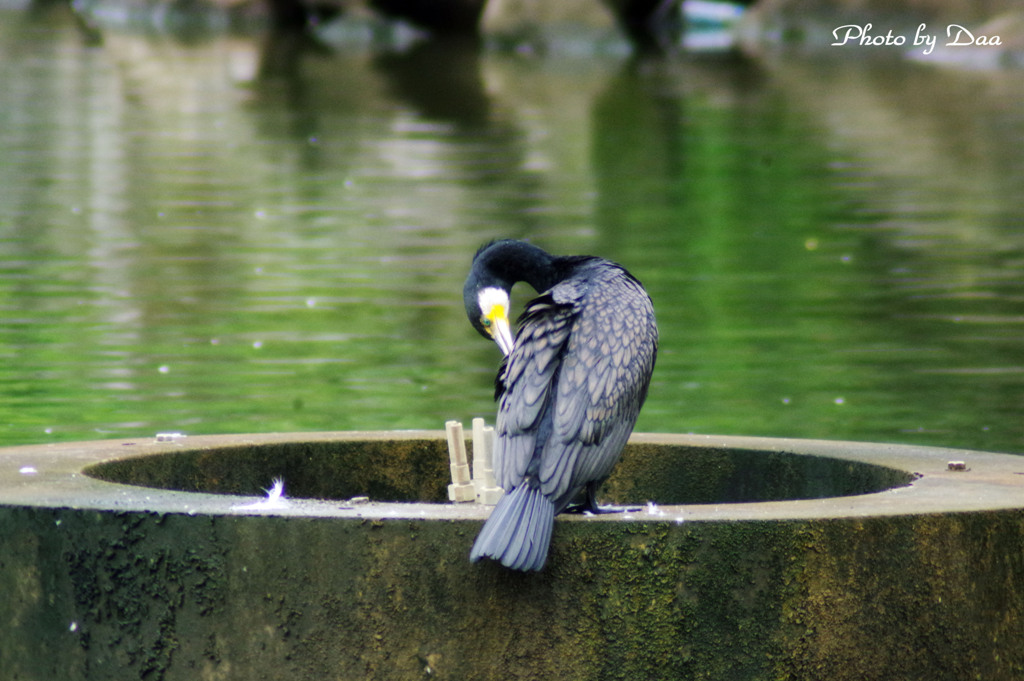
[1,431,1023,522]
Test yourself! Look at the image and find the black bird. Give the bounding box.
[463,239,658,571]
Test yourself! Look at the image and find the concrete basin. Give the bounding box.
[2,431,1024,679]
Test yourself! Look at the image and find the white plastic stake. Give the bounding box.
[446,420,475,502]
[471,417,504,505]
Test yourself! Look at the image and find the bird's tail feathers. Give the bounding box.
[469,483,554,571]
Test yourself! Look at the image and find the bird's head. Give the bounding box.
[464,239,555,357]
[465,284,514,356]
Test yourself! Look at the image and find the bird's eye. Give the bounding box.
[481,316,491,327]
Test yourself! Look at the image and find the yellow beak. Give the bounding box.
[487,307,515,356]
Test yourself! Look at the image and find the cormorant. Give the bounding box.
[463,239,658,571]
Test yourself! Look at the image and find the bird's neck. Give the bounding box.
[490,241,561,292]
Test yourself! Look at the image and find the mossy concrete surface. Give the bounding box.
[2,431,1024,680]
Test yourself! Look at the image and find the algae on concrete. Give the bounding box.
[2,432,1024,679]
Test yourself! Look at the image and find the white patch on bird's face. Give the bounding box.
[477,286,515,356]
[477,287,509,322]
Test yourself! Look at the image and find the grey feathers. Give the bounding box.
[469,484,555,572]
[466,241,657,571]
[496,262,657,509]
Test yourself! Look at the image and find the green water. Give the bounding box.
[2,6,1024,453]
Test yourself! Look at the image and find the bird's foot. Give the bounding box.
[563,501,642,515]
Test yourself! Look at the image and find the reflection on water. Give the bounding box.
[2,4,1024,454]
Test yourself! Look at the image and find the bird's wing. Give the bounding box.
[492,291,577,490]
[493,269,657,504]
[540,272,658,501]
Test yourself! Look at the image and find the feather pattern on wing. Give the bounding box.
[493,261,658,509]
[493,292,575,490]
